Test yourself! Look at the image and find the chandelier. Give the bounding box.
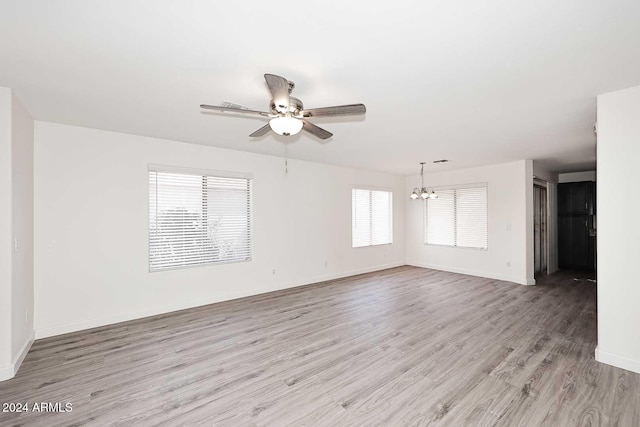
[410,162,438,200]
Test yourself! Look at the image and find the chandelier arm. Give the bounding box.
[410,162,431,200]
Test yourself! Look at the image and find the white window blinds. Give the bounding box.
[149,167,252,271]
[425,190,455,246]
[425,185,487,249]
[352,189,393,248]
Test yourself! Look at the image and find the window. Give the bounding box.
[352,188,393,247]
[425,184,487,249]
[149,166,252,271]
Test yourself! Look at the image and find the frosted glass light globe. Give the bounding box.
[269,116,303,136]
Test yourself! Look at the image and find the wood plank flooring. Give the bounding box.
[0,266,638,426]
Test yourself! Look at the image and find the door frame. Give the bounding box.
[533,179,549,278]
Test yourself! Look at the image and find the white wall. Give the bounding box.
[0,88,12,371]
[11,93,34,360]
[405,160,534,285]
[0,88,35,382]
[558,170,596,183]
[596,84,640,374]
[33,122,405,338]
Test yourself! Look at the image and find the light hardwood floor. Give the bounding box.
[0,267,638,426]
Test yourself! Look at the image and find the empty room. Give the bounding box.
[1,1,639,426]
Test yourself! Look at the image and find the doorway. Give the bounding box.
[533,183,548,278]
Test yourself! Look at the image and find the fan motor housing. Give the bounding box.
[270,96,303,116]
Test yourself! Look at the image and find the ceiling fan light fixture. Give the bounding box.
[269,116,303,136]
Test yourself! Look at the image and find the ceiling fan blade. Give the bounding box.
[264,74,290,111]
[300,103,366,118]
[249,124,271,137]
[302,120,333,140]
[220,101,252,110]
[200,104,271,117]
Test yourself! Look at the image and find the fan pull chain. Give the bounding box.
[285,143,289,174]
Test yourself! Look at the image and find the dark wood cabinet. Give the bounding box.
[558,181,596,271]
[558,181,594,215]
[558,215,589,269]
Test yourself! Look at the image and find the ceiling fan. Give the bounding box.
[200,74,366,140]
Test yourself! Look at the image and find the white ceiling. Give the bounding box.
[1,1,639,175]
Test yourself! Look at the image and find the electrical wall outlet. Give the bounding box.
[14,238,20,252]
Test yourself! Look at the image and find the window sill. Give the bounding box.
[424,243,487,251]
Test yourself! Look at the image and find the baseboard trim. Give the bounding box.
[407,261,529,285]
[595,346,640,374]
[13,331,34,375]
[0,366,13,382]
[35,262,405,339]
[0,331,35,382]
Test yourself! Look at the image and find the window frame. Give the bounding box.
[148,164,253,272]
[424,183,488,251]
[351,186,394,248]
